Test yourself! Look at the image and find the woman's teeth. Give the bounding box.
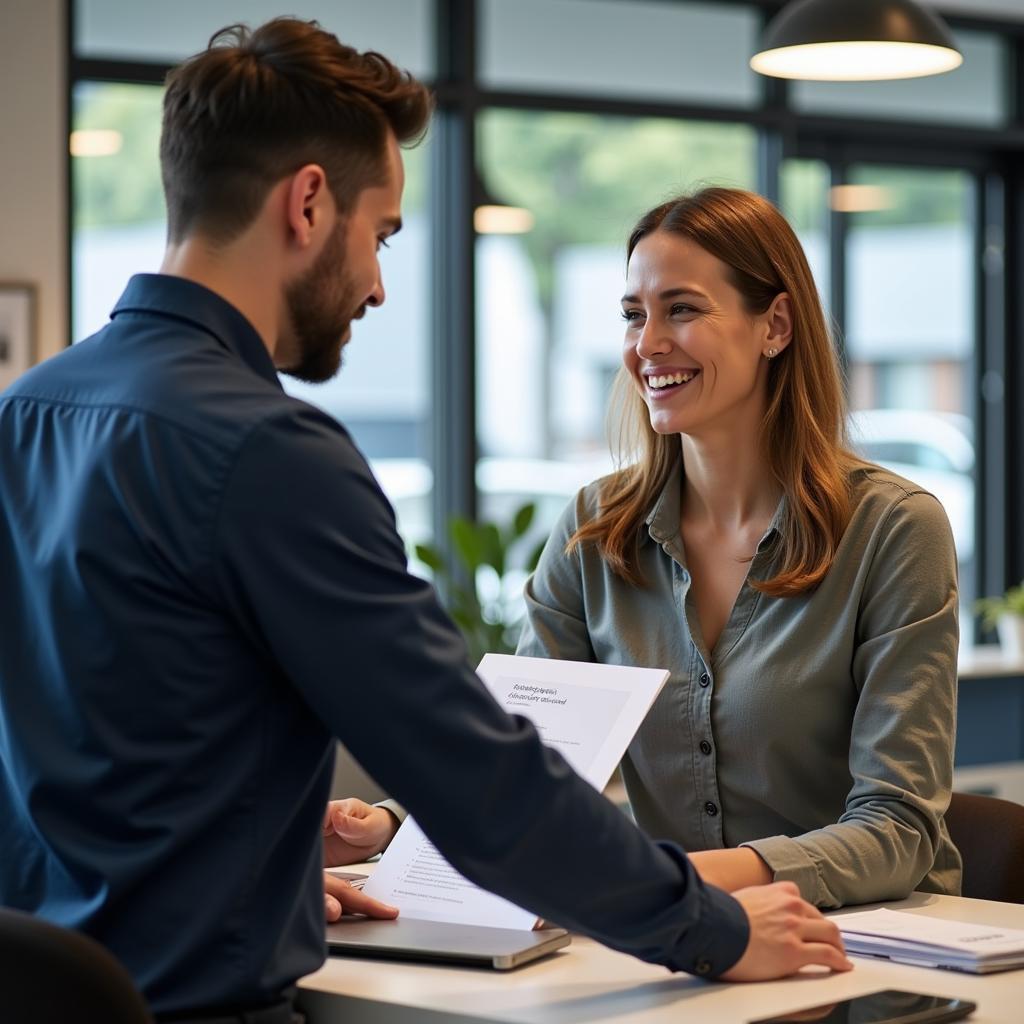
[649,372,696,389]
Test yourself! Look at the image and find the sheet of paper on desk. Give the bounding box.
[837,908,1024,972]
[362,654,669,930]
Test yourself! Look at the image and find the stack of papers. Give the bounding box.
[837,908,1024,973]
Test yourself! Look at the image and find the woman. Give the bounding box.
[516,187,961,908]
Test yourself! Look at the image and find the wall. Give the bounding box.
[0,1,66,363]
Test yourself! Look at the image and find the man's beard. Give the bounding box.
[281,221,362,384]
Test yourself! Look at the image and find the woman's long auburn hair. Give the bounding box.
[568,187,862,597]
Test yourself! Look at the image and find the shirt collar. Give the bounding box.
[644,459,787,549]
[111,274,282,389]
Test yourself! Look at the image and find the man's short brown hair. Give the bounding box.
[160,18,432,244]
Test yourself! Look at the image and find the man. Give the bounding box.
[0,19,849,1022]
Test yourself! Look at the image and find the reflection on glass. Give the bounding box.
[72,81,433,545]
[843,165,976,600]
[475,109,756,555]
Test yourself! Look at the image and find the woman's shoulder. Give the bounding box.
[568,470,629,519]
[845,461,953,537]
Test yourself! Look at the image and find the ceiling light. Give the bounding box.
[474,172,534,235]
[751,0,962,82]
[69,129,123,157]
[829,184,895,213]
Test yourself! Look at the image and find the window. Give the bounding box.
[843,165,977,598]
[480,0,762,108]
[475,109,757,535]
[71,80,433,546]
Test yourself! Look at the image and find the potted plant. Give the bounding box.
[975,581,1024,659]
[415,502,548,665]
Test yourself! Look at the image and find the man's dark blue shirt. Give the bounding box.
[0,274,747,1013]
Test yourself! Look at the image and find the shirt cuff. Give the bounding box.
[374,798,407,825]
[741,835,823,904]
[657,842,750,978]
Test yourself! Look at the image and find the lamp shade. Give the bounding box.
[750,0,963,81]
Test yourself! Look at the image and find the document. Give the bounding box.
[837,908,1024,973]
[362,654,669,929]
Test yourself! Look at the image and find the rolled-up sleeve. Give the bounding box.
[743,491,960,907]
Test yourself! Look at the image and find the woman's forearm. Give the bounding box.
[688,847,773,891]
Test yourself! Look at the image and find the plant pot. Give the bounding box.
[996,613,1024,660]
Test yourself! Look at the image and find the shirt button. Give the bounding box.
[699,740,712,756]
[699,672,710,687]
[704,801,718,816]
[694,957,712,975]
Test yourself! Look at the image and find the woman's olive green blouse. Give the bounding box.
[518,463,962,908]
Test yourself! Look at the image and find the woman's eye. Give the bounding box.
[669,303,695,316]
[620,310,642,323]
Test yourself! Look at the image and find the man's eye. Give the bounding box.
[376,237,391,252]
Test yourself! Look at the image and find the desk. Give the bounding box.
[298,891,1024,1023]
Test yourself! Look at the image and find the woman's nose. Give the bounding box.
[635,318,670,358]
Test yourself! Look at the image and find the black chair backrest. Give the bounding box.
[945,791,1024,904]
[0,907,152,1023]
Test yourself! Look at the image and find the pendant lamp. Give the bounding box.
[750,0,963,82]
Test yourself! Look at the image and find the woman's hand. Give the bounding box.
[322,798,400,866]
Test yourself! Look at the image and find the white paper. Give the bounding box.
[838,909,1024,961]
[362,654,668,929]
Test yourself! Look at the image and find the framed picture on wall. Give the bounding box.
[0,282,37,391]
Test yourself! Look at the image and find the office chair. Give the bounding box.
[0,907,152,1023]
[945,791,1024,904]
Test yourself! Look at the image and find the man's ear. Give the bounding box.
[285,164,331,249]
[764,292,793,356]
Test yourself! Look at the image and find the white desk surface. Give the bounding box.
[299,888,1024,1023]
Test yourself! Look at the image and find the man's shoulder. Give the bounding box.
[4,319,353,459]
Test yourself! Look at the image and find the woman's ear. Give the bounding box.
[763,292,793,358]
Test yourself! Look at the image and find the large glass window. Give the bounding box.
[843,165,977,600]
[475,109,757,535]
[780,158,831,311]
[75,0,433,75]
[71,81,434,546]
[480,0,762,108]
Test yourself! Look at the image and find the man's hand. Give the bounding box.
[720,882,853,981]
[322,798,400,866]
[323,873,398,923]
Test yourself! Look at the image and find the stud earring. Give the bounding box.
[766,347,778,359]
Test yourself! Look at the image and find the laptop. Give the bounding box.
[325,916,571,969]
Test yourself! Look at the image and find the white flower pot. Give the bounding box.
[996,614,1024,660]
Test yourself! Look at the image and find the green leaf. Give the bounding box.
[479,522,505,577]
[451,518,484,573]
[512,502,535,539]
[414,543,446,573]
